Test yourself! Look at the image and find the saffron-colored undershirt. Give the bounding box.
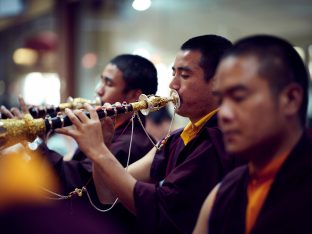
[180,109,218,145]
[245,152,289,234]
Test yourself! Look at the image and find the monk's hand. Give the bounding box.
[100,102,119,148]
[0,95,29,119]
[100,117,114,149]
[17,95,29,115]
[55,103,106,159]
[0,105,15,119]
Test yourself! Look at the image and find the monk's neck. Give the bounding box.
[114,113,133,129]
[250,127,303,174]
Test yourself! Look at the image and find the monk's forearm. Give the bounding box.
[91,143,137,214]
[93,165,116,204]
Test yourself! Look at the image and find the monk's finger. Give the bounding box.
[10,107,23,118]
[0,105,14,119]
[18,95,29,114]
[85,103,99,121]
[64,108,83,129]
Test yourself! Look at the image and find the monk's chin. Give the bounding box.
[225,145,253,160]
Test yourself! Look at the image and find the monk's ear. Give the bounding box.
[279,83,303,117]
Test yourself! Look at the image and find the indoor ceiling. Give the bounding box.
[122,0,312,44]
[1,0,311,44]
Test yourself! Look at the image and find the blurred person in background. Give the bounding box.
[145,106,173,142]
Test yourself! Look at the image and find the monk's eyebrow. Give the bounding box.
[213,84,248,97]
[227,85,248,94]
[172,66,192,72]
[100,75,113,82]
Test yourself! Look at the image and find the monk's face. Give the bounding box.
[96,63,128,105]
[170,50,216,123]
[214,55,285,160]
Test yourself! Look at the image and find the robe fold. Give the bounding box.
[134,115,240,233]
[209,130,312,234]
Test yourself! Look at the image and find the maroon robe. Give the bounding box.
[134,114,241,233]
[38,116,154,192]
[35,116,154,233]
[209,130,312,234]
[0,203,124,234]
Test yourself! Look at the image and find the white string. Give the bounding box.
[137,108,176,150]
[82,112,135,212]
[125,113,136,170]
[40,107,175,211]
[41,187,72,200]
[40,113,136,212]
[136,113,158,147]
[83,187,119,212]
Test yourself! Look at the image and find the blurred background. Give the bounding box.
[0,0,312,124]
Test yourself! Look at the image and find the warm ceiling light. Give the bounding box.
[132,0,151,11]
[13,48,38,66]
[81,52,98,69]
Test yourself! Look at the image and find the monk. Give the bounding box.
[194,35,312,234]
